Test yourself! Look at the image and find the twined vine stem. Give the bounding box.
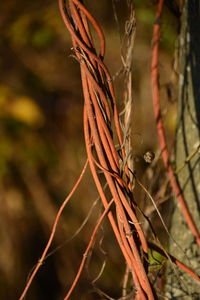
[18,1,200,299]
[58,0,154,299]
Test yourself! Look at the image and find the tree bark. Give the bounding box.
[165,1,200,298]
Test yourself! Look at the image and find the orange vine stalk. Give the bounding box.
[58,0,154,298]
[19,159,89,300]
[18,1,200,299]
[151,0,200,247]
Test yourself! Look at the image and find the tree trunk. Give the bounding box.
[165,1,200,298]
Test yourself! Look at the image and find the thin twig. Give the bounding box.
[19,159,88,300]
[63,199,114,300]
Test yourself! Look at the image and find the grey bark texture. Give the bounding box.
[165,1,200,298]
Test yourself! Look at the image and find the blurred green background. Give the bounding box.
[0,0,178,299]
